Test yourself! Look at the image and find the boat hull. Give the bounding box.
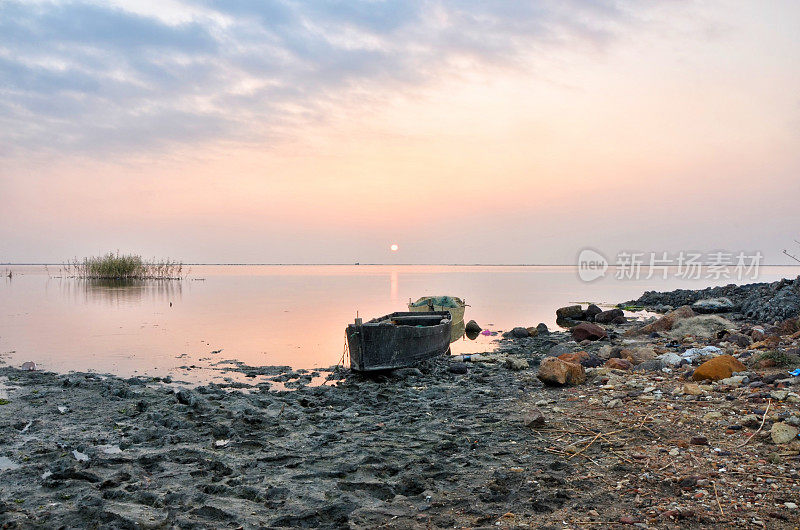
[347,311,452,372]
[408,296,466,343]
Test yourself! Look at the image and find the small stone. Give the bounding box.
[504,357,529,371]
[785,502,798,510]
[681,383,704,395]
[690,436,708,445]
[523,407,546,428]
[605,358,633,371]
[770,422,800,444]
[448,362,468,374]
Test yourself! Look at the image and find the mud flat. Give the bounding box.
[1,278,800,528]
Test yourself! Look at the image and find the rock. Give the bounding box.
[627,305,695,336]
[523,407,546,428]
[658,352,683,366]
[556,305,583,320]
[690,436,708,445]
[510,327,530,338]
[692,297,735,313]
[751,327,766,341]
[740,414,761,428]
[571,322,607,341]
[536,357,586,386]
[605,358,633,371]
[21,361,38,371]
[620,347,656,365]
[595,308,624,324]
[580,354,604,368]
[681,383,704,396]
[724,332,752,348]
[448,362,468,374]
[535,323,549,335]
[720,375,748,386]
[692,355,747,382]
[504,358,529,371]
[558,351,589,364]
[547,343,574,357]
[585,304,603,321]
[670,315,733,340]
[770,422,800,444]
[633,359,665,372]
[525,327,539,337]
[465,320,481,333]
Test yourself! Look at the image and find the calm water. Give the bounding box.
[1,265,797,382]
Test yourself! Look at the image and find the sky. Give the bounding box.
[1,0,799,264]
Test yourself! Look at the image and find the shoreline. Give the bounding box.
[1,279,799,528]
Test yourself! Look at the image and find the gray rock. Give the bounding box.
[523,407,546,428]
[547,343,574,357]
[556,305,583,320]
[536,323,550,335]
[770,422,800,444]
[585,304,603,321]
[448,362,468,375]
[510,327,530,338]
[633,359,665,372]
[692,297,735,313]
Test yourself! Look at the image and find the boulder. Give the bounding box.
[633,359,666,372]
[510,327,530,338]
[536,357,586,386]
[585,304,603,321]
[626,305,695,336]
[681,383,704,396]
[526,326,539,337]
[595,308,624,324]
[556,305,584,320]
[536,323,550,335]
[723,332,752,348]
[691,355,746,382]
[571,322,607,341]
[670,315,733,340]
[605,358,633,370]
[658,352,683,366]
[558,351,589,364]
[580,354,604,368]
[465,320,482,333]
[770,422,800,444]
[449,362,468,374]
[547,343,574,357]
[692,297,735,314]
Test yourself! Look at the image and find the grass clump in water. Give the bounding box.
[66,252,184,280]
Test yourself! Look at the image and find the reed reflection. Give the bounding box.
[54,278,182,306]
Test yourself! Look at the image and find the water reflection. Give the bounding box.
[389,270,399,302]
[54,278,182,306]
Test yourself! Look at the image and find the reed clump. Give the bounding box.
[66,252,184,280]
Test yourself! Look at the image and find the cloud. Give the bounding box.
[0,0,632,159]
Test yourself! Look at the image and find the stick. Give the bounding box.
[713,481,724,515]
[737,399,771,448]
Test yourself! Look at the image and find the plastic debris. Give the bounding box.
[789,369,800,377]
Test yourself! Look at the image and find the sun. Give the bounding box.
[390,244,399,252]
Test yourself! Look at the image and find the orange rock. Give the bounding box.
[536,357,586,386]
[625,305,695,336]
[748,336,780,349]
[558,351,589,364]
[605,358,633,370]
[691,354,746,382]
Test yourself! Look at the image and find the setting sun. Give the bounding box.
[390,244,399,252]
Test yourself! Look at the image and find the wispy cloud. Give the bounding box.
[0,0,630,158]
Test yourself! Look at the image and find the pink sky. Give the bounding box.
[1,1,799,264]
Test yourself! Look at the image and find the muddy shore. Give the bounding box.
[1,279,800,528]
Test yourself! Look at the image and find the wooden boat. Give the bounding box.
[346,311,452,371]
[408,296,466,343]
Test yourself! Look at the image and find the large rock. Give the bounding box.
[595,308,624,324]
[626,305,694,336]
[556,305,584,320]
[770,422,800,444]
[536,323,550,335]
[669,315,733,340]
[536,357,586,386]
[509,327,530,338]
[585,304,603,321]
[571,322,607,341]
[692,297,735,314]
[691,355,746,382]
